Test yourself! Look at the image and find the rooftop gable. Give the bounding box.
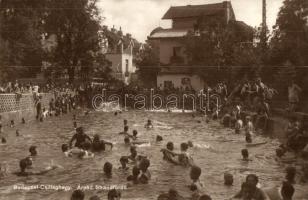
[162,1,234,20]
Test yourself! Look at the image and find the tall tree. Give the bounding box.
[44,0,104,83]
[269,0,308,65]
[0,0,45,79]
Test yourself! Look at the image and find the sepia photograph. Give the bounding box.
[0,0,308,199]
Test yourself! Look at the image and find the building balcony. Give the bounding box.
[170,56,185,65]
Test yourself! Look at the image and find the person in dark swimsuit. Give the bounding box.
[92,134,113,152]
[69,127,92,149]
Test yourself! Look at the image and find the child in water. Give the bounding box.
[189,166,204,196]
[119,156,129,171]
[241,149,252,161]
[144,119,154,129]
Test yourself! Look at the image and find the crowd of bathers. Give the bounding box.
[1,77,308,199]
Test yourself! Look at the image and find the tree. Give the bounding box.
[43,0,104,83]
[269,0,308,65]
[184,18,254,67]
[0,0,45,79]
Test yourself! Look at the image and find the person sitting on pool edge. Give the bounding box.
[92,134,113,152]
[144,119,154,129]
[69,127,92,149]
[14,158,58,176]
[241,149,252,161]
[119,156,129,171]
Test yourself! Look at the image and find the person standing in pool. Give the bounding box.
[69,127,92,149]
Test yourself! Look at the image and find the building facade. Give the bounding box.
[105,40,136,85]
[147,1,242,91]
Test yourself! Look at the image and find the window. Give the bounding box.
[173,47,181,57]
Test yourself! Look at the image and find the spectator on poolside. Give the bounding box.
[288,80,302,112]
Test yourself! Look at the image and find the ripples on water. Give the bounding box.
[0,110,307,200]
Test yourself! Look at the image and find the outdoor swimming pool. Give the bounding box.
[0,110,307,200]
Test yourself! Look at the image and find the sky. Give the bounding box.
[97,0,284,42]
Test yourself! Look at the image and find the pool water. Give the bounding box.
[0,110,307,200]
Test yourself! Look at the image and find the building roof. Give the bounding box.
[162,2,229,19]
[148,28,188,39]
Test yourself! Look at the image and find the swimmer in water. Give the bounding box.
[119,156,129,171]
[103,162,113,178]
[73,121,77,129]
[71,190,85,200]
[144,119,154,129]
[78,142,94,159]
[241,149,252,161]
[245,132,252,143]
[22,117,26,124]
[162,142,175,161]
[29,146,38,157]
[162,143,194,166]
[13,158,58,176]
[156,135,163,142]
[61,144,85,158]
[16,129,20,136]
[92,134,113,152]
[10,120,14,128]
[224,172,234,186]
[119,126,129,135]
[124,119,128,127]
[138,158,151,184]
[189,166,203,195]
[108,189,121,200]
[0,162,9,178]
[128,146,137,162]
[69,127,92,149]
[124,136,149,146]
[127,166,140,185]
[157,189,186,200]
